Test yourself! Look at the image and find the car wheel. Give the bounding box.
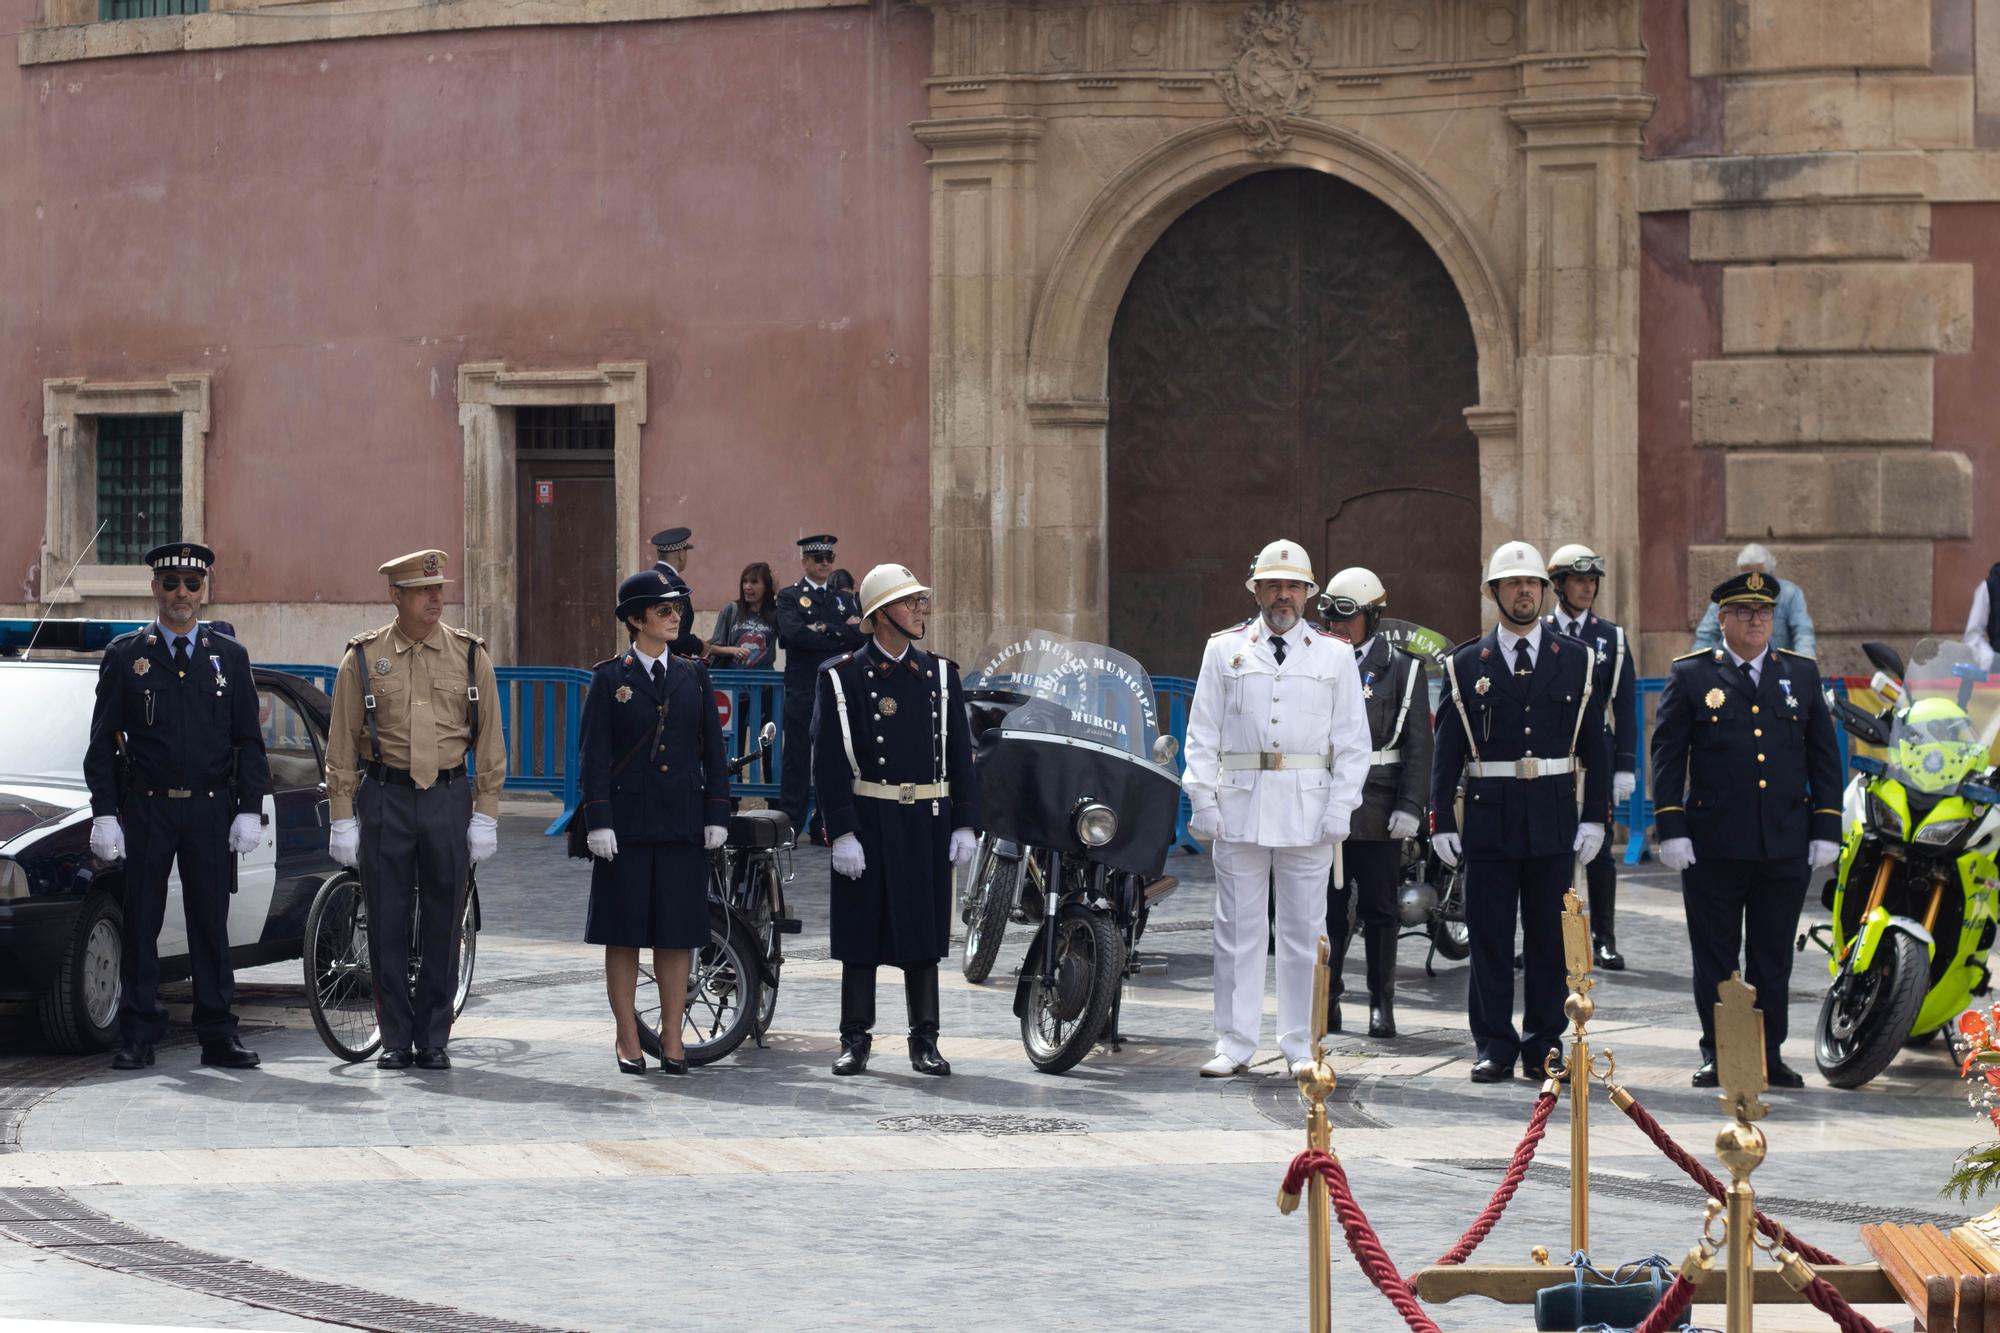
[39,889,123,1053]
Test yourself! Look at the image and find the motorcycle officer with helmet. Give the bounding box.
[1544,543,1638,970]
[1317,567,1432,1040]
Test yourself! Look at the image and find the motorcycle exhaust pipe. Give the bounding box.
[1134,956,1169,977]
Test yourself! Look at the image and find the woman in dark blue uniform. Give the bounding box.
[579,570,729,1075]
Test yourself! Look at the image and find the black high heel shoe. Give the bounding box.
[617,1051,647,1075]
[658,1051,689,1076]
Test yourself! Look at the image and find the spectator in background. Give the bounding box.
[708,562,779,670]
[1965,561,2000,671]
[830,568,856,597]
[1693,543,1817,658]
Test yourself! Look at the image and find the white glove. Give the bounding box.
[329,817,360,867]
[587,828,618,860]
[1432,832,1461,868]
[1189,806,1221,841]
[1317,808,1350,845]
[1574,822,1605,865]
[1658,837,1696,871]
[704,825,728,851]
[1385,810,1421,841]
[831,832,866,879]
[1612,771,1636,804]
[949,828,978,866]
[1808,839,1841,869]
[227,813,263,854]
[89,815,125,863]
[467,812,498,865]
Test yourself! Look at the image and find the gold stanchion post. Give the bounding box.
[1711,973,1772,1333]
[1278,936,1338,1333]
[1544,889,1598,1257]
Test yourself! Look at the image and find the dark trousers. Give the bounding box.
[358,774,473,1052]
[1586,839,1618,942]
[1682,857,1809,1063]
[839,960,940,1042]
[778,674,815,833]
[1464,852,1571,1073]
[1328,839,1399,996]
[120,793,237,1045]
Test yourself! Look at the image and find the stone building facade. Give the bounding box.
[4,0,1996,676]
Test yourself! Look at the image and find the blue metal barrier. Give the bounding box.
[708,670,786,802]
[1153,676,1202,854]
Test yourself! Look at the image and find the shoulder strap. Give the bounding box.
[1607,624,1628,704]
[1385,651,1422,751]
[935,658,949,785]
[824,662,863,781]
[465,638,482,748]
[349,640,382,766]
[1442,652,1482,766]
[1569,645,1597,759]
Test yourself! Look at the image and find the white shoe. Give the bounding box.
[1199,1053,1249,1078]
[1289,1058,1315,1077]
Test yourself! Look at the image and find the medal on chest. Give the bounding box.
[1362,670,1375,700]
[878,697,898,717]
[133,658,151,677]
[210,655,226,691]
[1474,676,1490,697]
[1704,687,1725,710]
[1780,678,1798,709]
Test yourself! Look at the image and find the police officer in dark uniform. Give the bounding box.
[814,563,976,1076]
[1430,541,1611,1083]
[578,570,729,1075]
[1544,544,1639,970]
[1317,567,1432,1040]
[650,527,706,659]
[1649,570,1842,1089]
[775,534,864,837]
[84,542,271,1071]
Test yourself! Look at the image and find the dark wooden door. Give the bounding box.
[1107,169,1482,680]
[517,460,617,667]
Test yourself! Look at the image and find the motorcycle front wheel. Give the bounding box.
[1020,906,1123,1075]
[961,839,1018,984]
[1428,860,1471,962]
[1816,930,1930,1088]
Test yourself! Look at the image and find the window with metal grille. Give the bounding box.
[95,415,182,566]
[516,404,614,455]
[100,0,207,18]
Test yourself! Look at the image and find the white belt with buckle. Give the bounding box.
[1368,749,1402,766]
[1219,752,1332,771]
[1468,757,1576,780]
[853,780,951,804]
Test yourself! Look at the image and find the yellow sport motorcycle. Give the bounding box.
[1815,639,2000,1088]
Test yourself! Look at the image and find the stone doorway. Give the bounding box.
[1106,169,1482,679]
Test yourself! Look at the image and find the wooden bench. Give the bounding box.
[1861,1222,2000,1332]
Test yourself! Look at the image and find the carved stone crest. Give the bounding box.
[1216,0,1316,156]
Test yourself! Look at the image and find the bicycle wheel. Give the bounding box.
[452,883,478,1019]
[638,908,759,1066]
[303,874,381,1062]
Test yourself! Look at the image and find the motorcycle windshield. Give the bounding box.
[1887,638,1994,796]
[1371,617,1453,679]
[964,629,1161,764]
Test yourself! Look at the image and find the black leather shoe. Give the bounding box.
[657,1055,688,1076]
[1768,1061,1806,1089]
[1691,1060,1719,1088]
[1593,938,1627,971]
[832,1038,871,1076]
[111,1042,154,1071]
[1327,997,1343,1034]
[1368,1001,1397,1040]
[414,1048,451,1070]
[200,1038,261,1070]
[377,1048,414,1070]
[909,1036,952,1076]
[617,1053,647,1075]
[1470,1058,1515,1084]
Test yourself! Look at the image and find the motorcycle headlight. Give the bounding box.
[0,858,28,903]
[1867,791,1905,838]
[1915,817,1972,848]
[1074,800,1118,848]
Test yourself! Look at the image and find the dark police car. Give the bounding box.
[0,620,341,1051]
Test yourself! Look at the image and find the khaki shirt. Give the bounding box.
[326,621,505,820]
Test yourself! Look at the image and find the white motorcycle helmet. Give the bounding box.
[1319,566,1387,632]
[1547,543,1607,580]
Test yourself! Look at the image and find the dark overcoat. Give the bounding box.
[1349,636,1433,841]
[85,623,271,816]
[579,651,729,842]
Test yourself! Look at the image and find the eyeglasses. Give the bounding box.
[896,595,932,611]
[156,575,203,592]
[1727,606,1775,622]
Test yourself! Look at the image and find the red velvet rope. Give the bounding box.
[1433,1090,1559,1266]
[1628,1275,1699,1333]
[1615,1093,1843,1266]
[1800,1276,1887,1333]
[1286,1149,1444,1333]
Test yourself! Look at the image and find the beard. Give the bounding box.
[1264,605,1299,634]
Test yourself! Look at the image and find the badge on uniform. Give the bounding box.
[614,685,633,704]
[1704,687,1725,709]
[1361,670,1375,700]
[800,596,813,610]
[133,658,151,677]
[375,658,392,676]
[210,655,225,690]
[1474,676,1491,696]
[1230,654,1244,668]
[1780,679,1797,709]
[878,698,898,716]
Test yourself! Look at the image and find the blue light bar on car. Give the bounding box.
[0,619,148,653]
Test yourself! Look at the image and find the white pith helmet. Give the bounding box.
[1484,540,1550,586]
[859,563,930,621]
[1245,539,1317,595]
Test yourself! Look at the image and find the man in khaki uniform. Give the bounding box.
[326,549,505,1070]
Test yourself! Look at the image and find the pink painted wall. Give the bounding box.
[0,1,934,603]
[1930,203,2000,634]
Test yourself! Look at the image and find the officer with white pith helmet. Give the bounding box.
[1544,543,1638,970]
[1182,540,1371,1079]
[1429,540,1612,1084]
[1316,566,1432,1041]
[812,562,977,1077]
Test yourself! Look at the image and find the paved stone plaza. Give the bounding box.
[0,807,1977,1331]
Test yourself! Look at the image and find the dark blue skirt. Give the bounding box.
[585,842,710,949]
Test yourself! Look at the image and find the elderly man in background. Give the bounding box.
[1693,544,1815,658]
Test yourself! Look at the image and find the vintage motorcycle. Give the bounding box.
[968,632,1183,1073]
[1816,639,2000,1087]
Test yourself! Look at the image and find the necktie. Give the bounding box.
[1271,635,1287,665]
[1514,638,1533,677]
[1739,658,1758,690]
[652,660,667,693]
[173,637,191,677]
[1353,646,1363,663]
[407,646,439,789]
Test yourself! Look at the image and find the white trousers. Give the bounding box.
[1211,837,1335,1065]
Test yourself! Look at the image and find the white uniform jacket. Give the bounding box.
[1181,619,1372,847]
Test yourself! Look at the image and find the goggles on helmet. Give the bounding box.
[1556,555,1606,578]
[1319,595,1365,619]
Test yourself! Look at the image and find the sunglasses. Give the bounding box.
[806,552,834,564]
[156,575,204,592]
[644,601,686,618]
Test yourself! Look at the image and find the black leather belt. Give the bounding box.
[364,762,466,788]
[134,787,223,800]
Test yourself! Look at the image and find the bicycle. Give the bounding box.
[303,867,479,1062]
[638,722,799,1066]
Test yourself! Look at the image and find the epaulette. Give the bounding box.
[820,652,853,672]
[1210,618,1253,638]
[1672,649,1707,662]
[592,655,622,671]
[108,626,147,647]
[1774,647,1816,660]
[446,624,485,646]
[346,626,385,649]
[1449,634,1484,654]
